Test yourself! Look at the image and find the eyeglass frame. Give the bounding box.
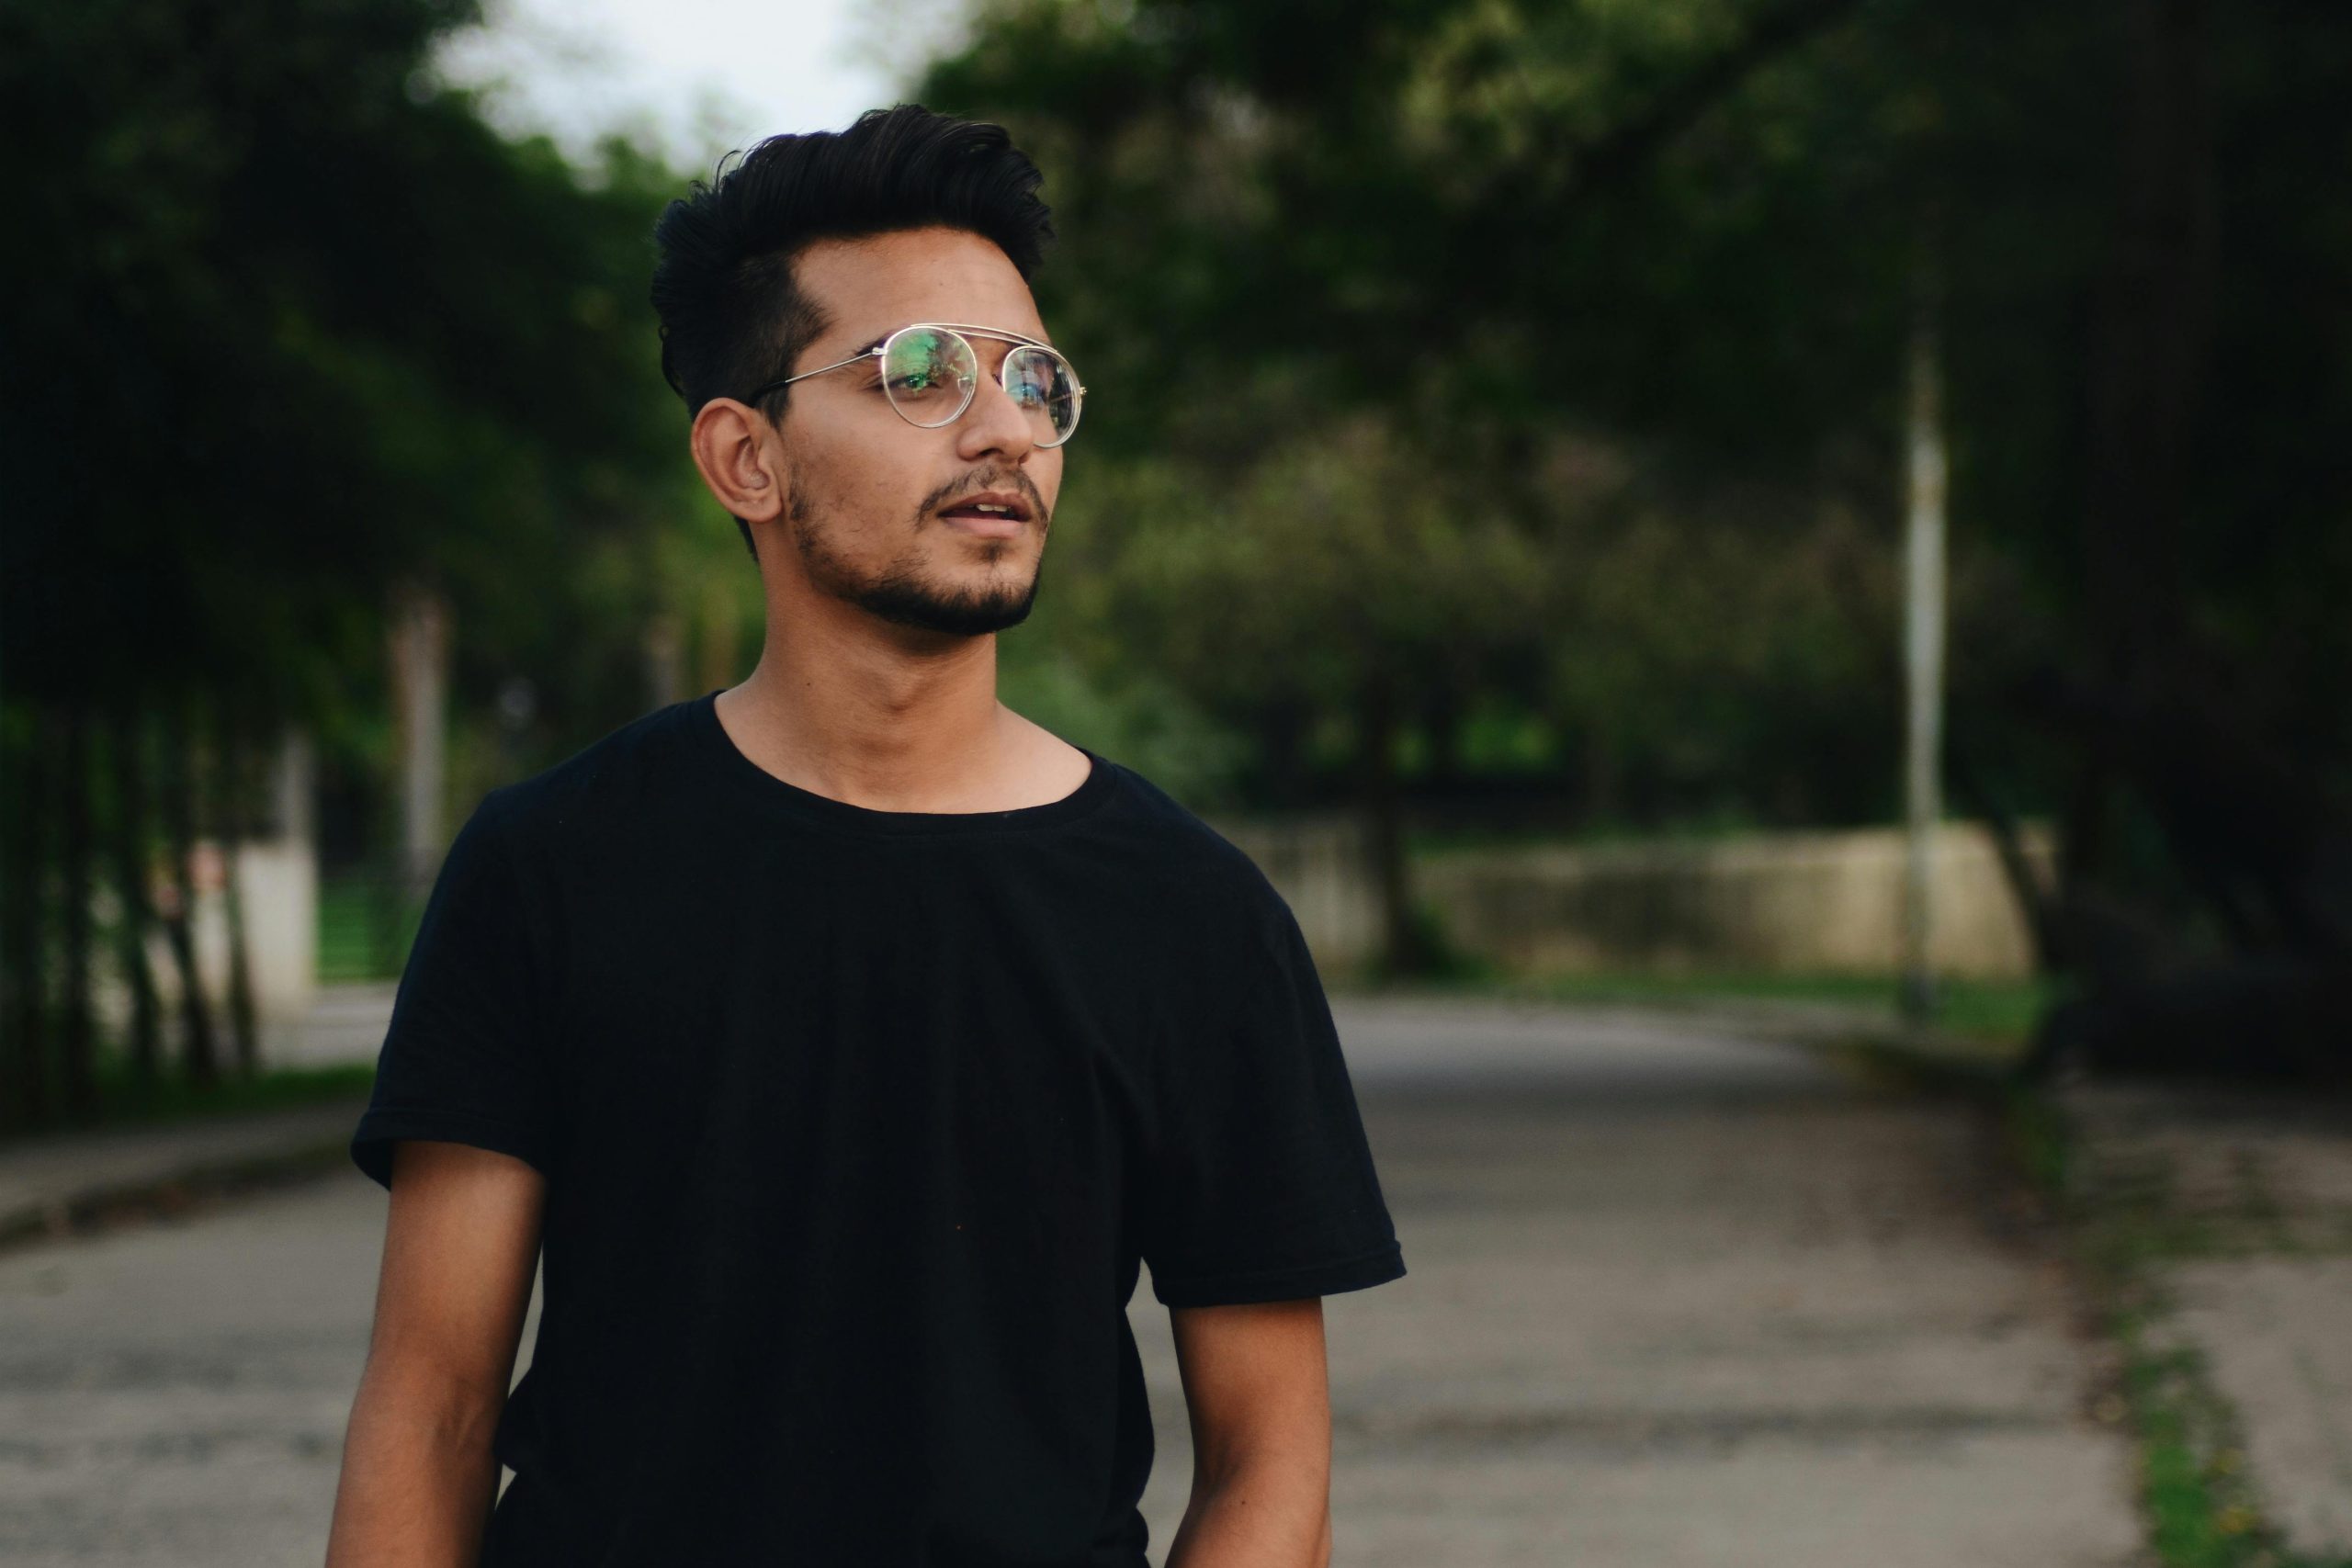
[741,321,1088,448]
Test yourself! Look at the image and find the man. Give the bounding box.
[326,104,1404,1567]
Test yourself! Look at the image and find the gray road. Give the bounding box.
[0,997,2140,1566]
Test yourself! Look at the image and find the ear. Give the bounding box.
[689,398,789,525]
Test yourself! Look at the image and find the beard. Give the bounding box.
[786,475,1045,637]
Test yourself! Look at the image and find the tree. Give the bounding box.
[0,0,699,1127]
[922,0,2352,1069]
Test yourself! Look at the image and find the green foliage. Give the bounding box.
[317,871,426,984]
[0,0,697,757]
[918,0,2352,864]
[93,1055,379,1129]
[911,0,1943,824]
[1372,896,1490,987]
[997,650,1251,807]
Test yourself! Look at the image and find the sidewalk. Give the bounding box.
[0,981,1930,1258]
[0,1099,369,1250]
[0,983,390,1251]
[0,982,1987,1259]
[1146,994,2142,1566]
[0,992,2142,1566]
[2060,1077,2352,1562]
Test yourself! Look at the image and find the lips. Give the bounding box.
[936,490,1033,524]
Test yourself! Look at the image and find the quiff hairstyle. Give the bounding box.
[650,104,1057,558]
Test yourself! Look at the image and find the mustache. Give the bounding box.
[920,469,1048,525]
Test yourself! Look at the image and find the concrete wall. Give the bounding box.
[91,728,322,1066]
[1207,813,1386,975]
[129,837,320,1048]
[1208,815,2052,981]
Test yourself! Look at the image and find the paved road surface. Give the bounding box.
[0,997,2140,1566]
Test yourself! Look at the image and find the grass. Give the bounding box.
[2002,1087,2352,1568]
[85,1053,375,1132]
[5,1033,377,1144]
[1370,963,2054,1051]
[2129,1330,2286,1568]
[318,873,424,983]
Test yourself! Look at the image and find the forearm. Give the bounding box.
[1164,1462,1333,1568]
[324,1359,505,1567]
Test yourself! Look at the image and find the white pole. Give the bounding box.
[1901,246,1948,1023]
[388,578,449,892]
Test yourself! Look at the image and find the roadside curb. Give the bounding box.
[0,1098,370,1255]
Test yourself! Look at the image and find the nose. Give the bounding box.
[954,361,1039,467]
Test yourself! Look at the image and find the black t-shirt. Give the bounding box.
[350,688,1405,1566]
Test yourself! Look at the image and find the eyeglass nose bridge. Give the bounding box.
[894,326,1084,449]
[754,321,1085,447]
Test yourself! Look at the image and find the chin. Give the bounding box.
[854,578,1041,637]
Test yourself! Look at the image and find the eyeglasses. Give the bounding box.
[745,321,1086,448]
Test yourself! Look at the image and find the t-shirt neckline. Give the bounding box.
[684,687,1116,836]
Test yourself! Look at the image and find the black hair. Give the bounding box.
[650,104,1057,559]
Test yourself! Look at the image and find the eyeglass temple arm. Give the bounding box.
[772,347,881,389]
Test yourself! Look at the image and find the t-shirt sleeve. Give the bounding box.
[350,791,557,1190]
[1136,866,1406,1307]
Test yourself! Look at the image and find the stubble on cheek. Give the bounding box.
[783,470,920,597]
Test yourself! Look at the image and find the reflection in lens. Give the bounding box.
[884,328,977,425]
[1005,345,1080,446]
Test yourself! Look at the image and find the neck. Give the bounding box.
[716,588,1025,815]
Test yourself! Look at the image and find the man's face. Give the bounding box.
[761,226,1064,638]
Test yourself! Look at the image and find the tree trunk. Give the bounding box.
[2052,0,2216,958]
[644,611,686,713]
[388,577,451,895]
[57,705,98,1123]
[1945,727,2059,973]
[699,577,742,697]
[2081,0,2214,676]
[1419,676,1465,799]
[107,702,164,1095]
[217,713,262,1079]
[1359,666,1435,978]
[2,704,53,1132]
[1579,724,1623,828]
[158,692,219,1090]
[1257,695,1313,810]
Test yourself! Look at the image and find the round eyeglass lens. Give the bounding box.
[881,328,978,426]
[1005,344,1081,446]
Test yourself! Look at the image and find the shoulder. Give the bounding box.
[1092,755,1297,933]
[466,697,695,861]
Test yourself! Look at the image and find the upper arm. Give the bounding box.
[1135,868,1403,1310]
[350,795,559,1192]
[1168,1298,1332,1484]
[365,1139,546,1404]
